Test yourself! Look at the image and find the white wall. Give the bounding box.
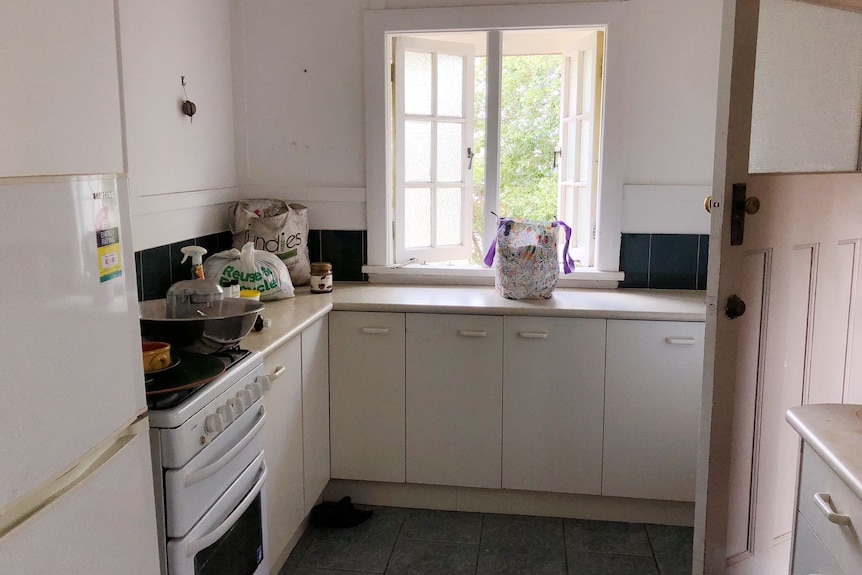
[233,0,723,237]
[749,0,862,174]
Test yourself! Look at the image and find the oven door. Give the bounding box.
[167,451,268,575]
[164,400,266,537]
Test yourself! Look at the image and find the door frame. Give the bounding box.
[696,1,761,573]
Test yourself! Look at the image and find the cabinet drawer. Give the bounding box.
[792,512,845,575]
[798,443,862,574]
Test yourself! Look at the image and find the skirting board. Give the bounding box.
[323,480,695,527]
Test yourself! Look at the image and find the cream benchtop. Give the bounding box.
[242,284,706,357]
[787,404,862,501]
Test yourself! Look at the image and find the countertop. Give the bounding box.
[242,284,706,357]
[786,403,862,500]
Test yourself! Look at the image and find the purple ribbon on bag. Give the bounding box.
[483,219,575,274]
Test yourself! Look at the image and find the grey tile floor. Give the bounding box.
[277,506,693,575]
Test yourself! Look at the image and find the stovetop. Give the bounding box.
[146,348,264,429]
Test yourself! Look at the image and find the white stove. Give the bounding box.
[148,349,271,575]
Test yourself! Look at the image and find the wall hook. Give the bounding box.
[180,76,196,122]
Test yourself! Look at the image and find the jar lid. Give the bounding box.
[239,289,261,301]
[311,262,332,272]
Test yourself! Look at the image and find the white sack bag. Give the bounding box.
[204,242,295,300]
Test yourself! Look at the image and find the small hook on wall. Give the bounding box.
[180,76,196,122]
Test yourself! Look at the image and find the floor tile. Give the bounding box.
[478,514,566,575]
[398,508,482,544]
[567,552,659,575]
[385,539,478,575]
[481,514,564,549]
[477,544,566,575]
[299,506,406,574]
[565,519,652,557]
[645,524,693,575]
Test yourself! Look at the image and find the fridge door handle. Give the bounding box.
[186,459,268,557]
[183,406,266,487]
[0,416,147,538]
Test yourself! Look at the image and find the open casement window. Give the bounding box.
[559,31,603,267]
[393,37,475,264]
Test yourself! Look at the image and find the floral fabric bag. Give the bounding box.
[483,218,575,300]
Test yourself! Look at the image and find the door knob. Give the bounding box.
[725,295,746,319]
[704,196,712,213]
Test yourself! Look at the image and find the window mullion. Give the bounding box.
[482,30,503,258]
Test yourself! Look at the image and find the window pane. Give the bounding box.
[563,185,575,225]
[404,51,432,115]
[565,121,577,182]
[436,187,462,245]
[405,120,432,182]
[405,187,431,248]
[566,55,579,117]
[579,119,591,183]
[438,54,464,117]
[437,122,462,182]
[581,50,593,114]
[577,186,590,247]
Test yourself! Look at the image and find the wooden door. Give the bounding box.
[700,1,862,573]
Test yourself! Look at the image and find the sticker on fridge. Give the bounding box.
[92,182,123,283]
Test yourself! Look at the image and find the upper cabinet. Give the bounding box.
[118,0,238,249]
[749,0,862,173]
[0,1,124,177]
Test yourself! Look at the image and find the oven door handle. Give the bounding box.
[184,405,267,487]
[186,459,268,557]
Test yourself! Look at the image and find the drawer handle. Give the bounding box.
[518,331,548,339]
[814,492,852,525]
[459,330,487,337]
[665,337,696,345]
[361,327,390,334]
[270,366,286,380]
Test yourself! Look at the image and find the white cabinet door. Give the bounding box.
[301,317,330,513]
[0,1,123,177]
[503,316,606,494]
[261,337,304,565]
[603,320,704,501]
[406,313,503,489]
[330,311,406,482]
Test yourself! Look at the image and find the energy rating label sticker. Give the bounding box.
[97,227,123,283]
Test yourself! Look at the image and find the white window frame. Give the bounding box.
[363,3,631,280]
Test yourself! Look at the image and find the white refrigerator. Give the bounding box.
[0,175,161,574]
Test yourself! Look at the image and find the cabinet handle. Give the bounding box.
[814,492,852,525]
[361,327,390,334]
[665,337,696,345]
[458,330,487,337]
[518,331,548,339]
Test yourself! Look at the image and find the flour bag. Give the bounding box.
[229,199,311,285]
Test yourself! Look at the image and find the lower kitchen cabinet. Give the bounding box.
[261,336,304,567]
[329,311,406,482]
[406,313,503,489]
[603,319,704,501]
[502,316,606,494]
[301,317,329,513]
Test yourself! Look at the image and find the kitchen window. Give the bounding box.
[364,3,631,284]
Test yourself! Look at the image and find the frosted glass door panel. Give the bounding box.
[437,188,462,245]
[404,51,432,115]
[405,188,432,248]
[437,54,464,117]
[405,121,432,182]
[436,123,463,182]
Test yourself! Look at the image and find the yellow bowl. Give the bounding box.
[142,341,171,373]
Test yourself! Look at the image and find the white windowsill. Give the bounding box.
[363,264,624,288]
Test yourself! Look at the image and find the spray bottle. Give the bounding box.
[180,246,208,279]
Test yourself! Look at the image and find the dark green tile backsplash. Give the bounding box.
[619,233,708,290]
[137,230,702,298]
[135,230,367,301]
